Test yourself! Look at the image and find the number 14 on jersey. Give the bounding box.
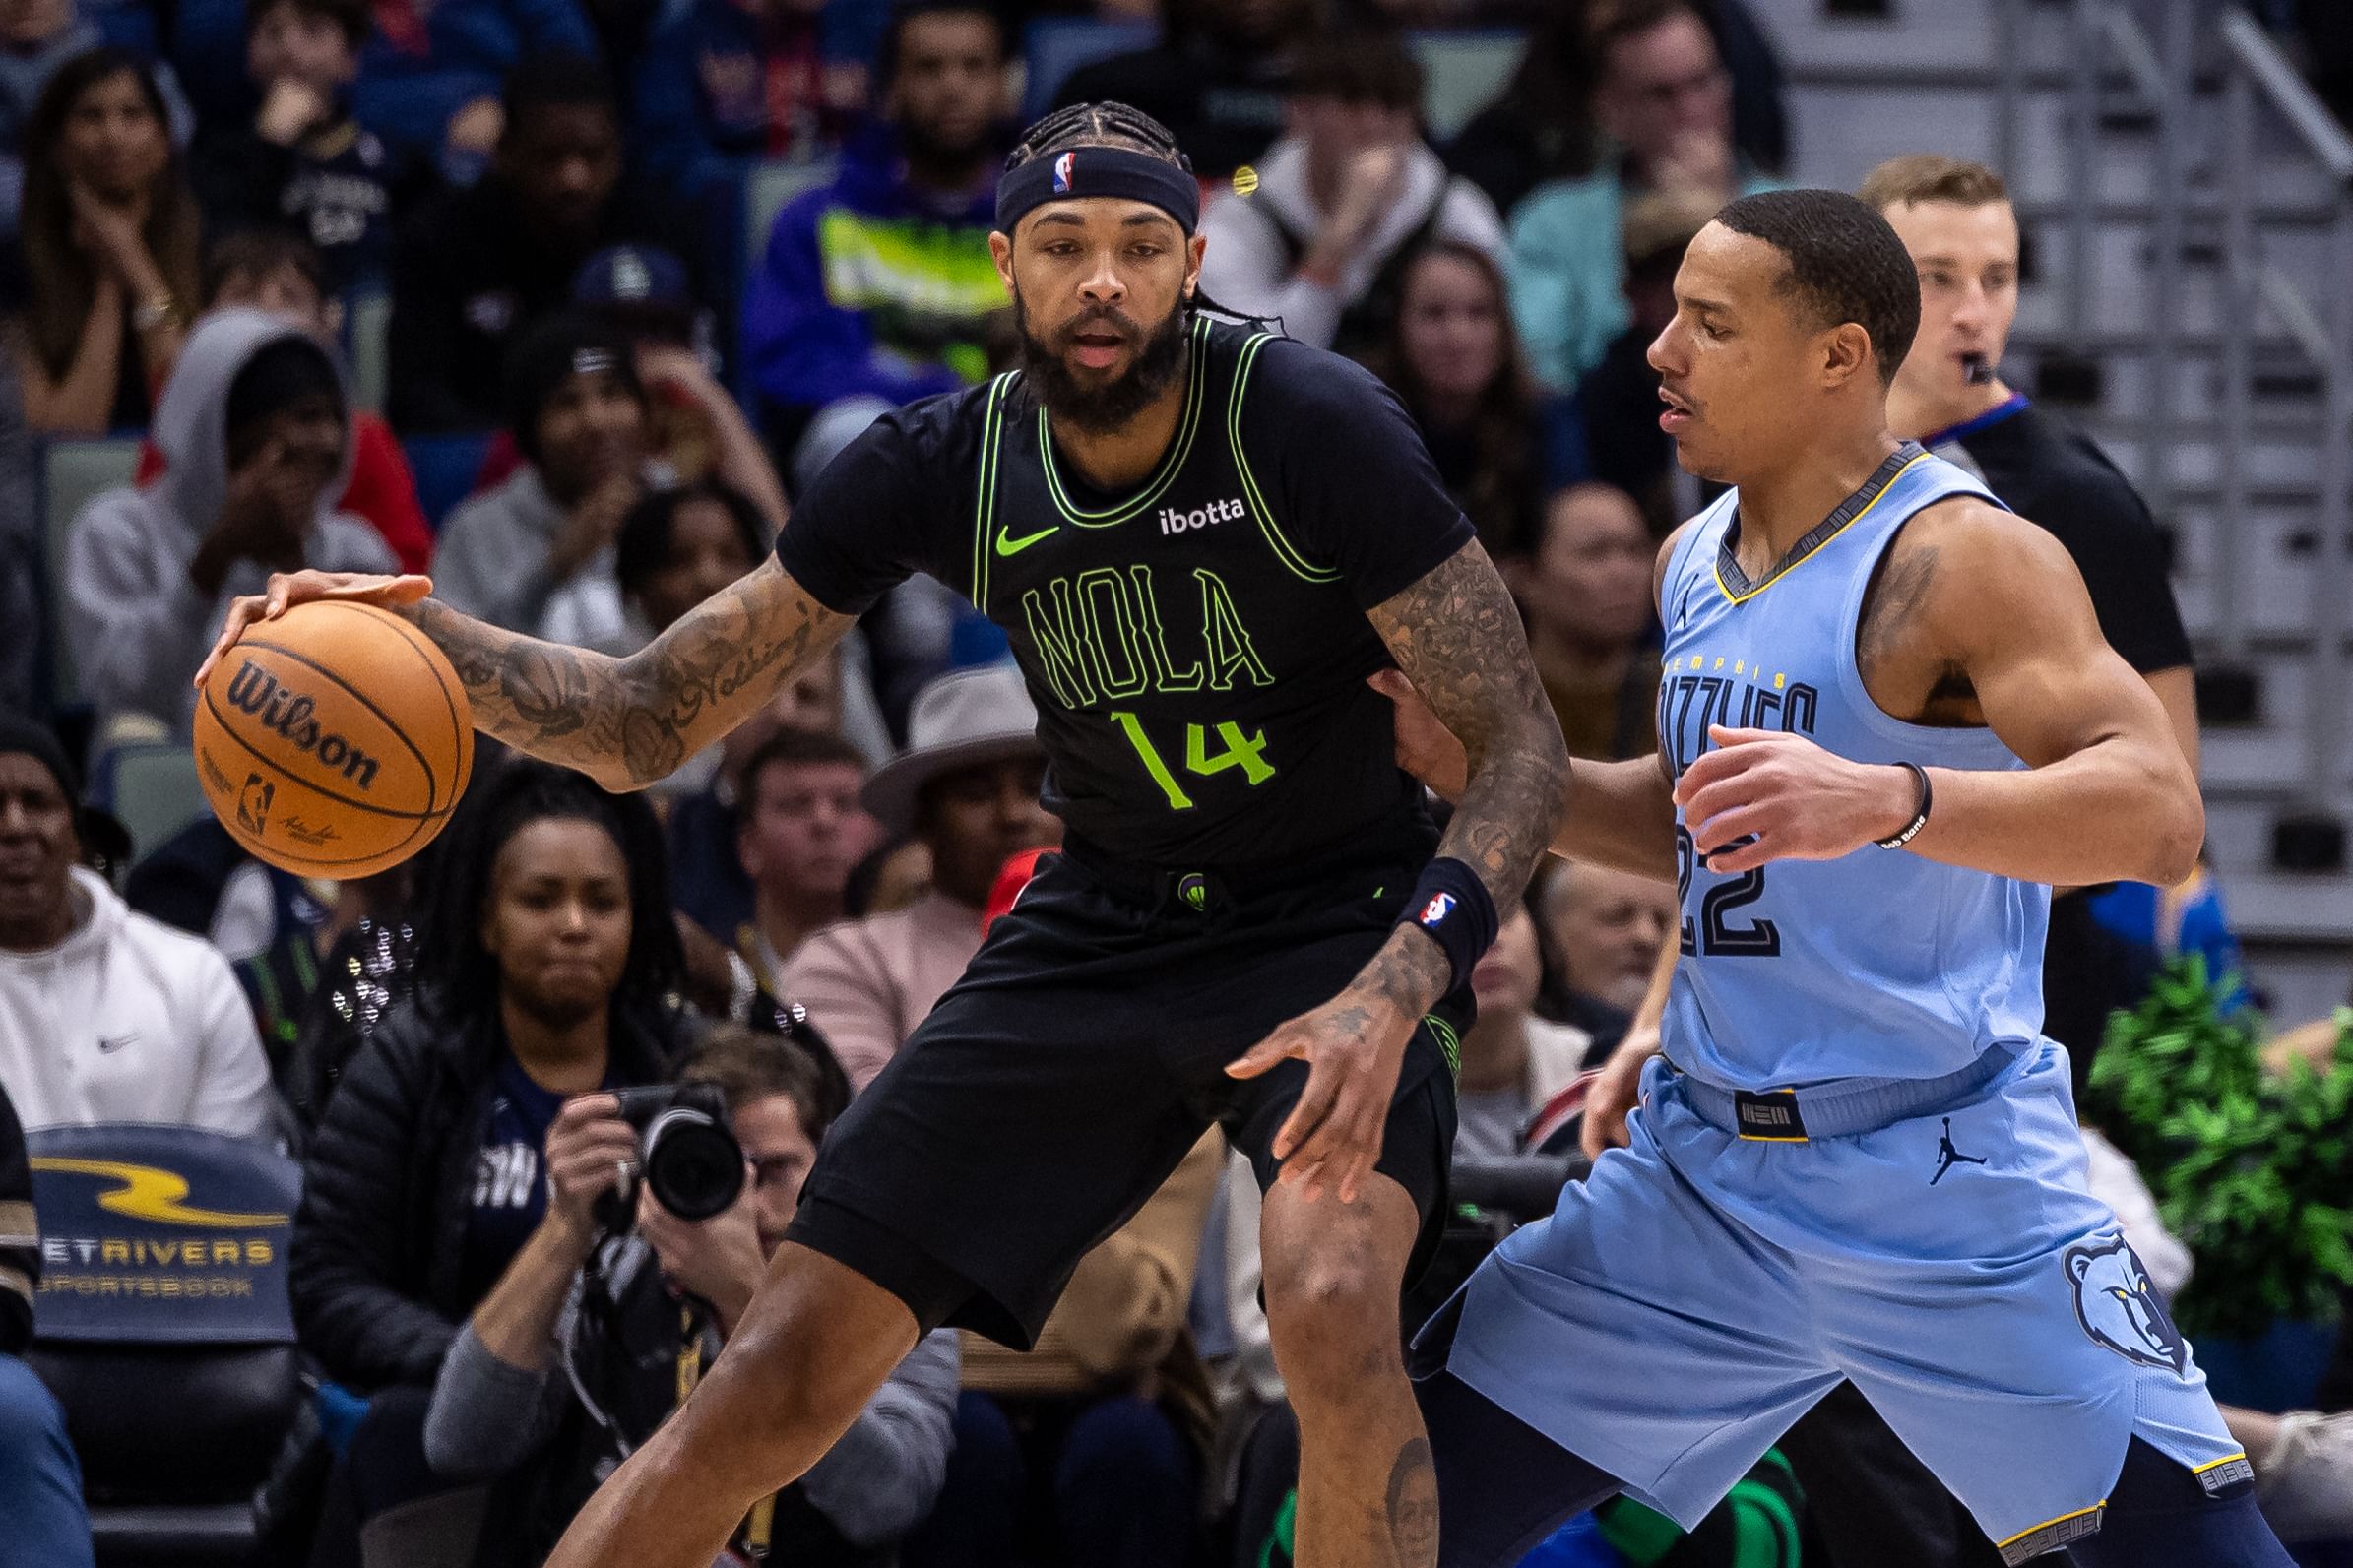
[1111,711,1276,810]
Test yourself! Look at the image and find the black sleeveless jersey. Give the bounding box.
[773,318,1473,870]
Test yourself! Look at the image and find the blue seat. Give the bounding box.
[404,433,493,533]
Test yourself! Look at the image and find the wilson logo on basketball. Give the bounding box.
[224,660,384,789]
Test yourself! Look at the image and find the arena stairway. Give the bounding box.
[1751,0,2353,1015]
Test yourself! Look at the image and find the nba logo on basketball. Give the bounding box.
[236,774,275,835]
[1420,893,1454,927]
[1052,152,1075,193]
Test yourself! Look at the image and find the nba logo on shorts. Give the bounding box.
[1420,892,1455,927]
[1052,152,1075,193]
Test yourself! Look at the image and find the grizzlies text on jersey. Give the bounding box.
[773,316,1473,868]
[1655,444,2050,1090]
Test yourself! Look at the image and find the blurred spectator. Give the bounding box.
[432,315,666,640]
[389,52,708,432]
[1454,904,1591,1159]
[1054,0,1316,180]
[350,0,596,174]
[290,760,692,1394]
[734,726,880,991]
[666,657,893,941]
[1507,0,1778,393]
[0,717,274,1135]
[65,307,394,736]
[545,475,768,656]
[7,48,199,433]
[1510,481,1659,761]
[744,0,1009,440]
[1368,237,1543,559]
[1198,31,1503,359]
[128,231,434,573]
[424,1024,959,1565]
[0,0,190,244]
[0,1080,96,1568]
[633,0,896,196]
[189,0,391,296]
[1575,185,1711,523]
[783,664,1052,1091]
[1533,858,1672,1052]
[1444,4,1599,219]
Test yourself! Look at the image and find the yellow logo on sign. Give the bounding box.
[30,1160,288,1228]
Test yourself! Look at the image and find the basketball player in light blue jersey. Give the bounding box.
[1378,189,2292,1567]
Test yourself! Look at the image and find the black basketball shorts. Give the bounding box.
[786,836,1469,1348]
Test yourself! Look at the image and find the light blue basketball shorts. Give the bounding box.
[1433,1041,2248,1565]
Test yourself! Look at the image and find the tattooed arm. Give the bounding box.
[1678,499,2201,886]
[195,558,855,792]
[1227,539,1567,1204]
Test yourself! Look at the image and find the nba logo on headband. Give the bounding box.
[1052,152,1075,193]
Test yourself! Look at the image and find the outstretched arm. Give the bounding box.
[196,557,856,793]
[1678,499,2202,886]
[1229,539,1568,1203]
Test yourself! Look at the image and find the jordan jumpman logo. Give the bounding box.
[1931,1117,1988,1185]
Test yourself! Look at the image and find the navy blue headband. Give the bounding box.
[995,147,1201,237]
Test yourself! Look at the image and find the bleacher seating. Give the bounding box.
[39,439,144,711]
[89,743,206,866]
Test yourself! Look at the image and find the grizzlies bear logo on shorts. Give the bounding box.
[2067,1238,2185,1374]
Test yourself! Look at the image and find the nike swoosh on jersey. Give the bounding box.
[995,524,1058,557]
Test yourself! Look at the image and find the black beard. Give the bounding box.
[1015,292,1189,436]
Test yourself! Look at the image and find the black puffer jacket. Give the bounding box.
[289,994,692,1391]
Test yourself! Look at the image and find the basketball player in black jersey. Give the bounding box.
[202,102,1567,1568]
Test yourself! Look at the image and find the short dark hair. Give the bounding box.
[1290,31,1424,113]
[245,0,369,49]
[878,0,1005,91]
[681,1022,850,1144]
[738,728,869,816]
[1589,0,1706,70]
[1005,99,1190,177]
[1857,154,2010,215]
[1712,189,1921,385]
[501,50,616,129]
[202,228,326,310]
[613,480,772,600]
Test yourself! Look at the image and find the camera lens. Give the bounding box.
[641,1108,745,1221]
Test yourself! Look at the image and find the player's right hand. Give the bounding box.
[192,569,433,690]
[1580,1025,1662,1160]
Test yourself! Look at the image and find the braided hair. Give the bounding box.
[1003,100,1192,175]
[1002,100,1275,329]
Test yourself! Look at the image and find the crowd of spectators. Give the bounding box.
[4,0,2352,1563]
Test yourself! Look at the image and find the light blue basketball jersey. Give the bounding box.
[1655,443,2050,1091]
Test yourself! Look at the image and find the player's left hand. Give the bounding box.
[1226,988,1415,1206]
[1675,724,1919,873]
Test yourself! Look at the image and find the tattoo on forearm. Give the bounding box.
[1369,540,1570,931]
[413,562,848,787]
[1387,1436,1439,1566]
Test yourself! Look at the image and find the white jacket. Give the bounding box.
[0,867,273,1136]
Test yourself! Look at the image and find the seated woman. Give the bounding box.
[1367,237,1548,562]
[8,46,198,433]
[290,757,699,1395]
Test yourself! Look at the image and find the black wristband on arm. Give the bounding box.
[1397,856,1500,995]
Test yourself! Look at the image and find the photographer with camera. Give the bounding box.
[423,1023,958,1567]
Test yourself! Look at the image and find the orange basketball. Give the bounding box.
[193,600,474,879]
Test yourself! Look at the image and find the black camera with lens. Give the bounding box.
[594,1083,745,1230]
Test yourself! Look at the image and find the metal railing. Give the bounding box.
[2213,7,2353,811]
[1997,1,2353,814]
